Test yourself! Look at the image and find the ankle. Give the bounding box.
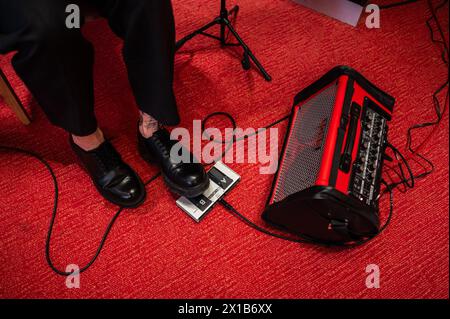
[139,112,160,138]
[72,128,105,151]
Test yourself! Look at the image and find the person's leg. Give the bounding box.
[0,0,99,138]
[96,0,209,198]
[96,0,180,133]
[0,0,145,207]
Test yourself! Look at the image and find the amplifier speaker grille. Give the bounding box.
[272,82,338,203]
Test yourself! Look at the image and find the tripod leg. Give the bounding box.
[228,5,240,18]
[223,19,272,81]
[219,4,228,45]
[176,19,220,51]
[224,5,240,43]
[242,51,251,70]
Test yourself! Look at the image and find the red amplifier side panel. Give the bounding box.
[315,75,350,187]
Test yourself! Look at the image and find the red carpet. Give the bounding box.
[0,0,448,299]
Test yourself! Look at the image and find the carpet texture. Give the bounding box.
[0,0,448,299]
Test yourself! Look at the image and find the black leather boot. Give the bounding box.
[71,138,146,208]
[138,128,209,198]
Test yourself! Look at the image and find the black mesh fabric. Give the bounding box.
[272,82,338,203]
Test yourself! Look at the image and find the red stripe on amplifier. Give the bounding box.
[316,76,349,186]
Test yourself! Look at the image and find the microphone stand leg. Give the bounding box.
[222,18,272,82]
[175,2,271,82]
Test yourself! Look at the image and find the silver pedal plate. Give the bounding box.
[176,161,241,222]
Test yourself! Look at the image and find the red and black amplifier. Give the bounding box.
[263,66,395,245]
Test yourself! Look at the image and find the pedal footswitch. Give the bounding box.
[176,161,240,222]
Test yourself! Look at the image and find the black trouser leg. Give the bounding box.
[0,0,97,136]
[97,0,180,126]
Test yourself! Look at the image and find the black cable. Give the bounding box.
[202,111,290,163]
[379,0,420,10]
[407,0,449,154]
[219,199,311,244]
[47,171,162,277]
[386,143,415,189]
[0,145,161,276]
[47,171,161,276]
[206,111,395,247]
[202,111,289,143]
[426,0,449,57]
[400,0,448,188]
[219,183,395,248]
[378,0,448,194]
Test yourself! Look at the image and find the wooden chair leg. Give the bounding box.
[0,68,31,125]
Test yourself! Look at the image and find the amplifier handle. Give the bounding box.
[339,102,361,172]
